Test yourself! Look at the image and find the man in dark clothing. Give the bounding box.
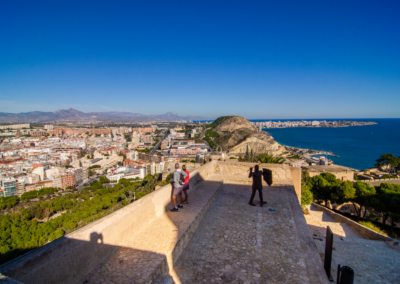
[248,165,267,207]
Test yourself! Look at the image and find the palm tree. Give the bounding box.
[257,153,285,164]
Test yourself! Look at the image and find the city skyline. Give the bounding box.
[1,1,400,119]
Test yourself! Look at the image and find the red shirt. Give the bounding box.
[184,170,189,183]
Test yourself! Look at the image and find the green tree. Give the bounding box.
[331,180,355,205]
[0,196,20,210]
[352,181,376,220]
[372,183,400,230]
[99,176,110,184]
[21,191,38,202]
[309,175,332,206]
[375,154,399,173]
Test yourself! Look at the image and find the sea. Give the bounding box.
[253,119,400,170]
[194,118,400,170]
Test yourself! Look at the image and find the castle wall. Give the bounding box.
[0,161,298,284]
[0,161,217,284]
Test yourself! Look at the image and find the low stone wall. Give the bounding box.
[312,203,395,242]
[363,178,400,182]
[214,161,302,201]
[214,161,293,181]
[0,161,217,284]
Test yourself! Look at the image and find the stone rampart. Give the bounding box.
[312,203,396,242]
[0,161,217,284]
[0,161,300,284]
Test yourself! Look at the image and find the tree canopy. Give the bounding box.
[0,174,159,265]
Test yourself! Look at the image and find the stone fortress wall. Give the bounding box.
[0,161,306,284]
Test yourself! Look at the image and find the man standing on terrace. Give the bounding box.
[248,165,267,207]
[170,163,188,212]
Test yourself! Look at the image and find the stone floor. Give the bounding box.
[305,205,400,284]
[173,183,328,284]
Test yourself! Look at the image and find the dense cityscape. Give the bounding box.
[0,122,213,198]
[252,120,377,129]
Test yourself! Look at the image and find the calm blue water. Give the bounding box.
[254,119,400,170]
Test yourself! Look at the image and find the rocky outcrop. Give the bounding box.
[213,116,285,156]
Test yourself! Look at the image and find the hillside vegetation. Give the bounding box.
[0,175,158,265]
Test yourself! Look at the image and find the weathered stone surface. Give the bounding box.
[305,205,400,283]
[173,184,329,284]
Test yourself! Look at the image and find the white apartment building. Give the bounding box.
[24,173,41,184]
[106,166,145,182]
[126,151,139,161]
[0,124,30,130]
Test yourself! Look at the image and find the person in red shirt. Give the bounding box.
[181,165,190,204]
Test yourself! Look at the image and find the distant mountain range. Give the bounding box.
[0,108,207,123]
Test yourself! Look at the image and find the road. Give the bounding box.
[150,132,167,155]
[199,127,214,155]
[285,147,315,164]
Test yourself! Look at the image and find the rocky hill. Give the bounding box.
[206,116,285,156]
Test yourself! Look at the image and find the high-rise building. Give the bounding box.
[0,177,17,197]
[16,178,25,196]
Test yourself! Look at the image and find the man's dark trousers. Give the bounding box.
[249,188,264,204]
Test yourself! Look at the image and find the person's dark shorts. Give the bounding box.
[182,182,189,191]
[173,185,183,197]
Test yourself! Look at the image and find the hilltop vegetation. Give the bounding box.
[0,175,158,265]
[207,116,235,129]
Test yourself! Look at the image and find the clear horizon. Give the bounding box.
[1,1,399,119]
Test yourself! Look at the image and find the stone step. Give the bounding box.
[83,179,223,284]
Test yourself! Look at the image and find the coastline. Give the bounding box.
[262,119,400,170]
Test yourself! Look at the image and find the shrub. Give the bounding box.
[99,176,110,184]
[301,185,313,206]
[64,221,77,230]
[0,196,20,210]
[359,221,388,236]
[135,192,147,200]
[21,191,38,202]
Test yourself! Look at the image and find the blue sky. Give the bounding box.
[1,0,399,119]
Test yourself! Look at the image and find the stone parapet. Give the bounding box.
[312,203,396,242]
[0,161,310,284]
